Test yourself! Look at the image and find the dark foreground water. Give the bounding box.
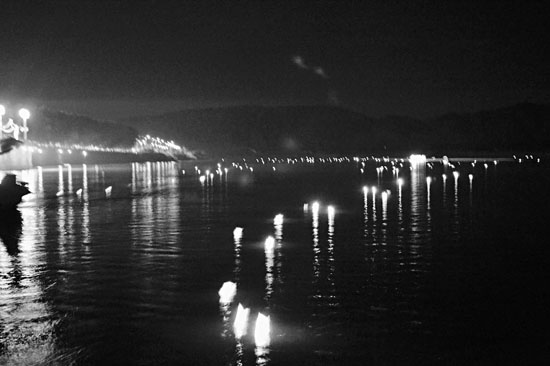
[1,158,549,365]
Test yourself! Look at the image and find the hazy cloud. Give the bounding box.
[291,55,330,80]
[292,55,308,69]
[314,67,328,79]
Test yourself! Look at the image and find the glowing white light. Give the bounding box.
[274,214,283,226]
[468,174,473,181]
[224,168,228,174]
[327,205,335,217]
[105,186,112,197]
[56,190,63,197]
[371,186,377,195]
[381,191,388,201]
[442,174,447,181]
[0,105,4,116]
[265,236,275,252]
[363,186,369,194]
[426,177,432,184]
[18,108,30,120]
[453,171,459,179]
[218,281,237,304]
[75,188,83,196]
[311,201,320,214]
[199,175,206,183]
[210,173,214,179]
[397,178,404,186]
[254,313,271,347]
[303,203,309,212]
[233,227,243,240]
[409,154,426,165]
[272,167,276,171]
[58,149,64,154]
[233,304,250,339]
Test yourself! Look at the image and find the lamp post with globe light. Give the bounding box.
[18,108,30,141]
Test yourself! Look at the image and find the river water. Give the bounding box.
[1,158,549,365]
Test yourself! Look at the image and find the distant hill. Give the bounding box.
[29,108,138,147]
[118,103,550,157]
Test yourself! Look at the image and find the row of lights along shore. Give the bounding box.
[0,104,31,141]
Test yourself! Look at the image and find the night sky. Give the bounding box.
[1,0,548,120]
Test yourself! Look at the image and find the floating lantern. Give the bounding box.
[264,236,275,252]
[233,304,250,339]
[218,281,237,304]
[233,227,243,240]
[254,313,271,347]
[311,201,320,215]
[274,214,283,226]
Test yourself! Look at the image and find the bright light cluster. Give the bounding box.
[134,135,196,159]
[409,154,427,165]
[24,134,197,159]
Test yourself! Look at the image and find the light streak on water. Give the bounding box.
[398,179,403,223]
[426,176,432,208]
[312,201,320,281]
[274,214,284,287]
[453,171,459,208]
[218,281,237,338]
[371,187,377,224]
[264,236,275,303]
[82,165,90,245]
[363,188,369,240]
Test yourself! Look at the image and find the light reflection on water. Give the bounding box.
[1,159,549,365]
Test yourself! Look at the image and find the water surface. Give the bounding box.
[1,159,549,365]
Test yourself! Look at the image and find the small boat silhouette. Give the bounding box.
[0,174,31,210]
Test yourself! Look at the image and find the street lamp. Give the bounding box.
[18,108,30,141]
[0,104,5,139]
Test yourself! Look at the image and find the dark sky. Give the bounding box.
[1,0,549,120]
